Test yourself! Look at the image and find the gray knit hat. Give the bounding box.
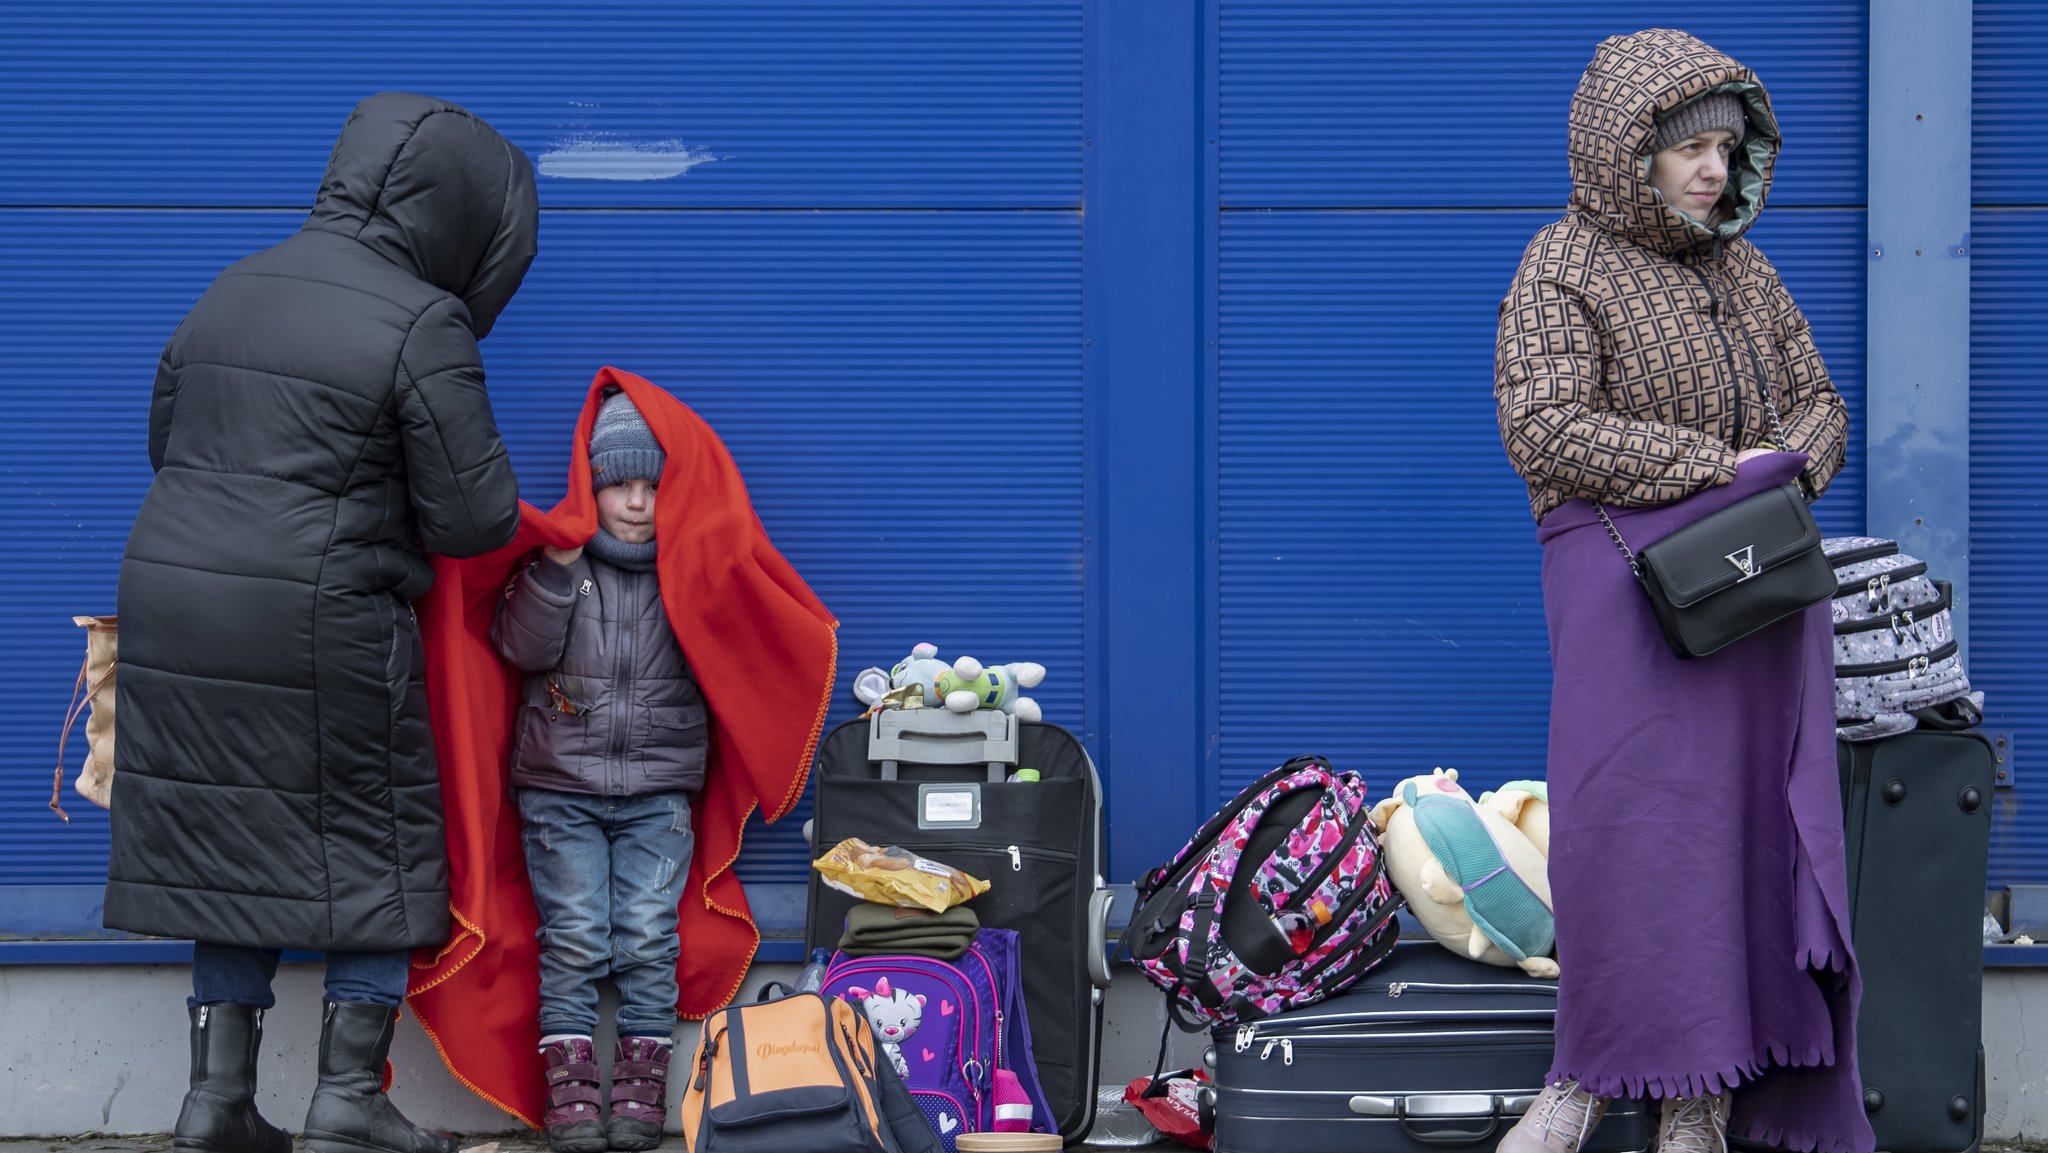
[1655,91,1747,152]
[589,390,665,490]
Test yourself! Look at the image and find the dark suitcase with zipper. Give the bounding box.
[1836,731,1993,1153]
[1205,943,1649,1153]
[803,708,1115,1143]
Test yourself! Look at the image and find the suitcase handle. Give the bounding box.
[870,708,1018,781]
[1345,1093,1536,1145]
[1087,886,1116,990]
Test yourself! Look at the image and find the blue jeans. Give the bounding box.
[190,942,409,1009]
[517,788,695,1038]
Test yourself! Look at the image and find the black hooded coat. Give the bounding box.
[105,93,537,951]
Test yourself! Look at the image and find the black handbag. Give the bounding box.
[1595,379,1834,659]
[1598,481,1837,659]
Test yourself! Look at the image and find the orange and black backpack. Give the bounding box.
[681,987,929,1153]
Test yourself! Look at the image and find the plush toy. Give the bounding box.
[1479,780,1551,859]
[853,642,956,712]
[936,656,1046,722]
[853,644,1047,721]
[1368,768,1558,977]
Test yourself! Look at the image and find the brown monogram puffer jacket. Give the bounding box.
[1495,28,1848,524]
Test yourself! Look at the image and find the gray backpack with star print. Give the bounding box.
[1824,537,1982,741]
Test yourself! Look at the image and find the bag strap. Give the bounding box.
[50,651,106,823]
[1594,505,1645,581]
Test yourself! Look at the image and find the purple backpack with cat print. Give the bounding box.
[822,927,1055,1153]
[1123,754,1404,1028]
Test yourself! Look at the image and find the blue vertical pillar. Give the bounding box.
[1867,0,1972,650]
[1084,1,1205,880]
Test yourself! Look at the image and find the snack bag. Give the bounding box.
[812,837,991,912]
[1125,1070,1213,1150]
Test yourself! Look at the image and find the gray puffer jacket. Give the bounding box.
[493,553,709,796]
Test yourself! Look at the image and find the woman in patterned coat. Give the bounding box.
[1492,30,1868,1153]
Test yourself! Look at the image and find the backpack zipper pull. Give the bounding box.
[693,1034,718,1091]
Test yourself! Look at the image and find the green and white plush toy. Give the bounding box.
[937,656,1046,722]
[852,643,1047,721]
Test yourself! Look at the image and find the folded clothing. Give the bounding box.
[838,902,982,960]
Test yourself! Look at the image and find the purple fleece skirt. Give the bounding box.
[1537,453,1874,1153]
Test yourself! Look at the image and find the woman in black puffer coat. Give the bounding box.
[106,93,535,1153]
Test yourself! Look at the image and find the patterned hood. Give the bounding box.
[1567,29,1779,255]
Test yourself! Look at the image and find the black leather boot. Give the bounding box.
[172,1003,293,1153]
[302,1001,459,1153]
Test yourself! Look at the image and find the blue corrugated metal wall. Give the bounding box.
[1972,2,2048,885]
[5,2,2047,950]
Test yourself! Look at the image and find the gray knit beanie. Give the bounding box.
[589,390,665,490]
[1655,91,1747,152]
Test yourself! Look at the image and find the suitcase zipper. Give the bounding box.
[1386,980,1558,997]
[1258,1038,1293,1065]
[896,840,1077,866]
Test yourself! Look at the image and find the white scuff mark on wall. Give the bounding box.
[537,136,720,181]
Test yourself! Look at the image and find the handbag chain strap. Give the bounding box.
[1595,504,1644,580]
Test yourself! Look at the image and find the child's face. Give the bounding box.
[597,479,657,543]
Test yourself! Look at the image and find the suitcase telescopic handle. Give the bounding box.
[870,708,1018,781]
[1345,1093,1538,1145]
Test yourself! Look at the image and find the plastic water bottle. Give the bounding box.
[795,947,832,994]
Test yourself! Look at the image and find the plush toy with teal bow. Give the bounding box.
[1368,767,1558,976]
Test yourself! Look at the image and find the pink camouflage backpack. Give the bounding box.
[1123,755,1404,1029]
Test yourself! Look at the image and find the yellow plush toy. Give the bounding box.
[1479,780,1550,858]
[1368,768,1559,978]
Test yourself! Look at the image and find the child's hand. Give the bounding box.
[543,545,584,566]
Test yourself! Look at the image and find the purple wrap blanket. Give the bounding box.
[1536,453,1874,1153]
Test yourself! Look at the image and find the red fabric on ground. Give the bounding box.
[406,367,837,1123]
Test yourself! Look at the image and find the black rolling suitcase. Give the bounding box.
[804,708,1115,1142]
[1205,943,1650,1153]
[1837,730,1994,1153]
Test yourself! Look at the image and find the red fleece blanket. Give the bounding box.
[406,367,837,1124]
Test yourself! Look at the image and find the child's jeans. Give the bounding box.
[189,942,408,1009]
[517,787,695,1039]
